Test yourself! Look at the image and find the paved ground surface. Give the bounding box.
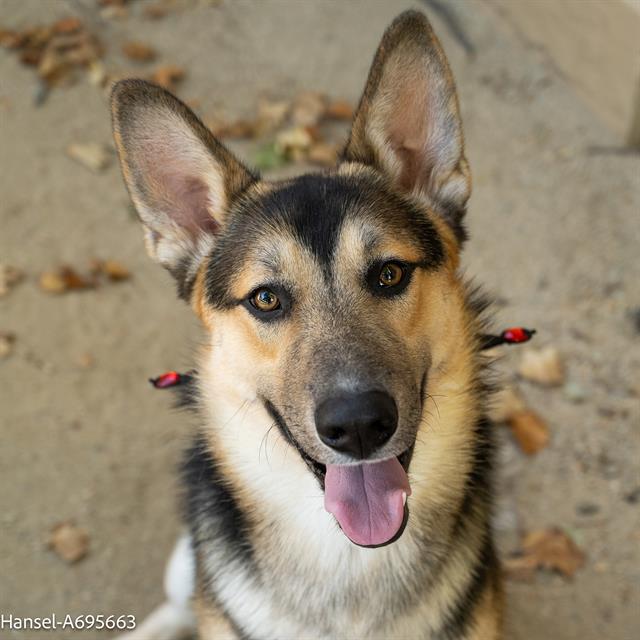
[1,1,639,638]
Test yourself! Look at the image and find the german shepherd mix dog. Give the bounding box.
[111,10,502,640]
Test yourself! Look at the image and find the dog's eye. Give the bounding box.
[250,288,281,312]
[367,260,413,298]
[378,262,405,288]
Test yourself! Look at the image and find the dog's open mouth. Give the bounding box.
[263,399,413,548]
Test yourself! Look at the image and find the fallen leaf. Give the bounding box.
[488,386,526,423]
[508,410,549,454]
[37,26,102,86]
[0,331,15,359]
[519,347,565,386]
[291,91,326,127]
[66,142,111,172]
[253,142,289,171]
[52,17,83,35]
[48,521,89,563]
[39,266,95,294]
[489,386,549,454]
[143,4,169,19]
[48,522,89,563]
[308,142,339,166]
[0,264,24,297]
[150,65,185,91]
[253,98,290,137]
[20,46,44,66]
[122,41,156,62]
[87,60,107,87]
[325,99,354,121]
[504,528,585,580]
[0,29,25,49]
[207,115,255,140]
[275,125,313,161]
[39,270,66,294]
[101,260,131,282]
[75,352,94,368]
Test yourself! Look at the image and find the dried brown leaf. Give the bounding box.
[101,260,131,282]
[122,41,156,62]
[0,264,24,297]
[20,47,43,66]
[275,126,314,159]
[519,347,565,386]
[508,410,549,455]
[253,98,290,137]
[52,17,83,35]
[144,4,169,19]
[150,65,185,91]
[0,29,25,49]
[505,528,585,580]
[87,60,107,87]
[308,142,339,167]
[48,521,90,563]
[0,331,16,359]
[326,99,354,121]
[488,386,526,423]
[75,352,94,368]
[39,266,95,294]
[291,91,326,127]
[66,142,111,172]
[34,26,102,87]
[207,116,255,140]
[39,270,66,294]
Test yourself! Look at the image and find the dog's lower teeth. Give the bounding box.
[402,491,407,506]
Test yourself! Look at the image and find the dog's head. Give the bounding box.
[112,11,477,548]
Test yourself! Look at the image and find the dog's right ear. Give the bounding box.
[111,80,256,294]
[343,11,470,242]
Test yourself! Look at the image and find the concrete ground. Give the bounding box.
[1,1,638,638]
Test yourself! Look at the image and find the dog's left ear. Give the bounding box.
[344,10,470,240]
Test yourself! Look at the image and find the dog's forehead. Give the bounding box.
[250,172,443,263]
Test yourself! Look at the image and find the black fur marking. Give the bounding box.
[435,534,497,640]
[171,254,197,301]
[437,201,468,245]
[259,174,361,270]
[172,374,200,412]
[451,417,493,539]
[204,172,446,309]
[180,435,254,565]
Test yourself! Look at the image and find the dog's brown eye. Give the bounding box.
[378,262,405,287]
[251,288,280,312]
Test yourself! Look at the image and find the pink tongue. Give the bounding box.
[324,458,411,546]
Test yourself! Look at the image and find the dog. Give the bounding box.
[111,10,503,640]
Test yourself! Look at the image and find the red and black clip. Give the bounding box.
[149,370,194,389]
[480,327,536,350]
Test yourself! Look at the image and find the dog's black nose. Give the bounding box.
[315,390,398,459]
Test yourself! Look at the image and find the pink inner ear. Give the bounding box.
[161,173,219,236]
[388,86,434,193]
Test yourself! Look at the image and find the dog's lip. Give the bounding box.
[298,442,415,494]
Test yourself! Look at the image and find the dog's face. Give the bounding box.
[112,11,472,547]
